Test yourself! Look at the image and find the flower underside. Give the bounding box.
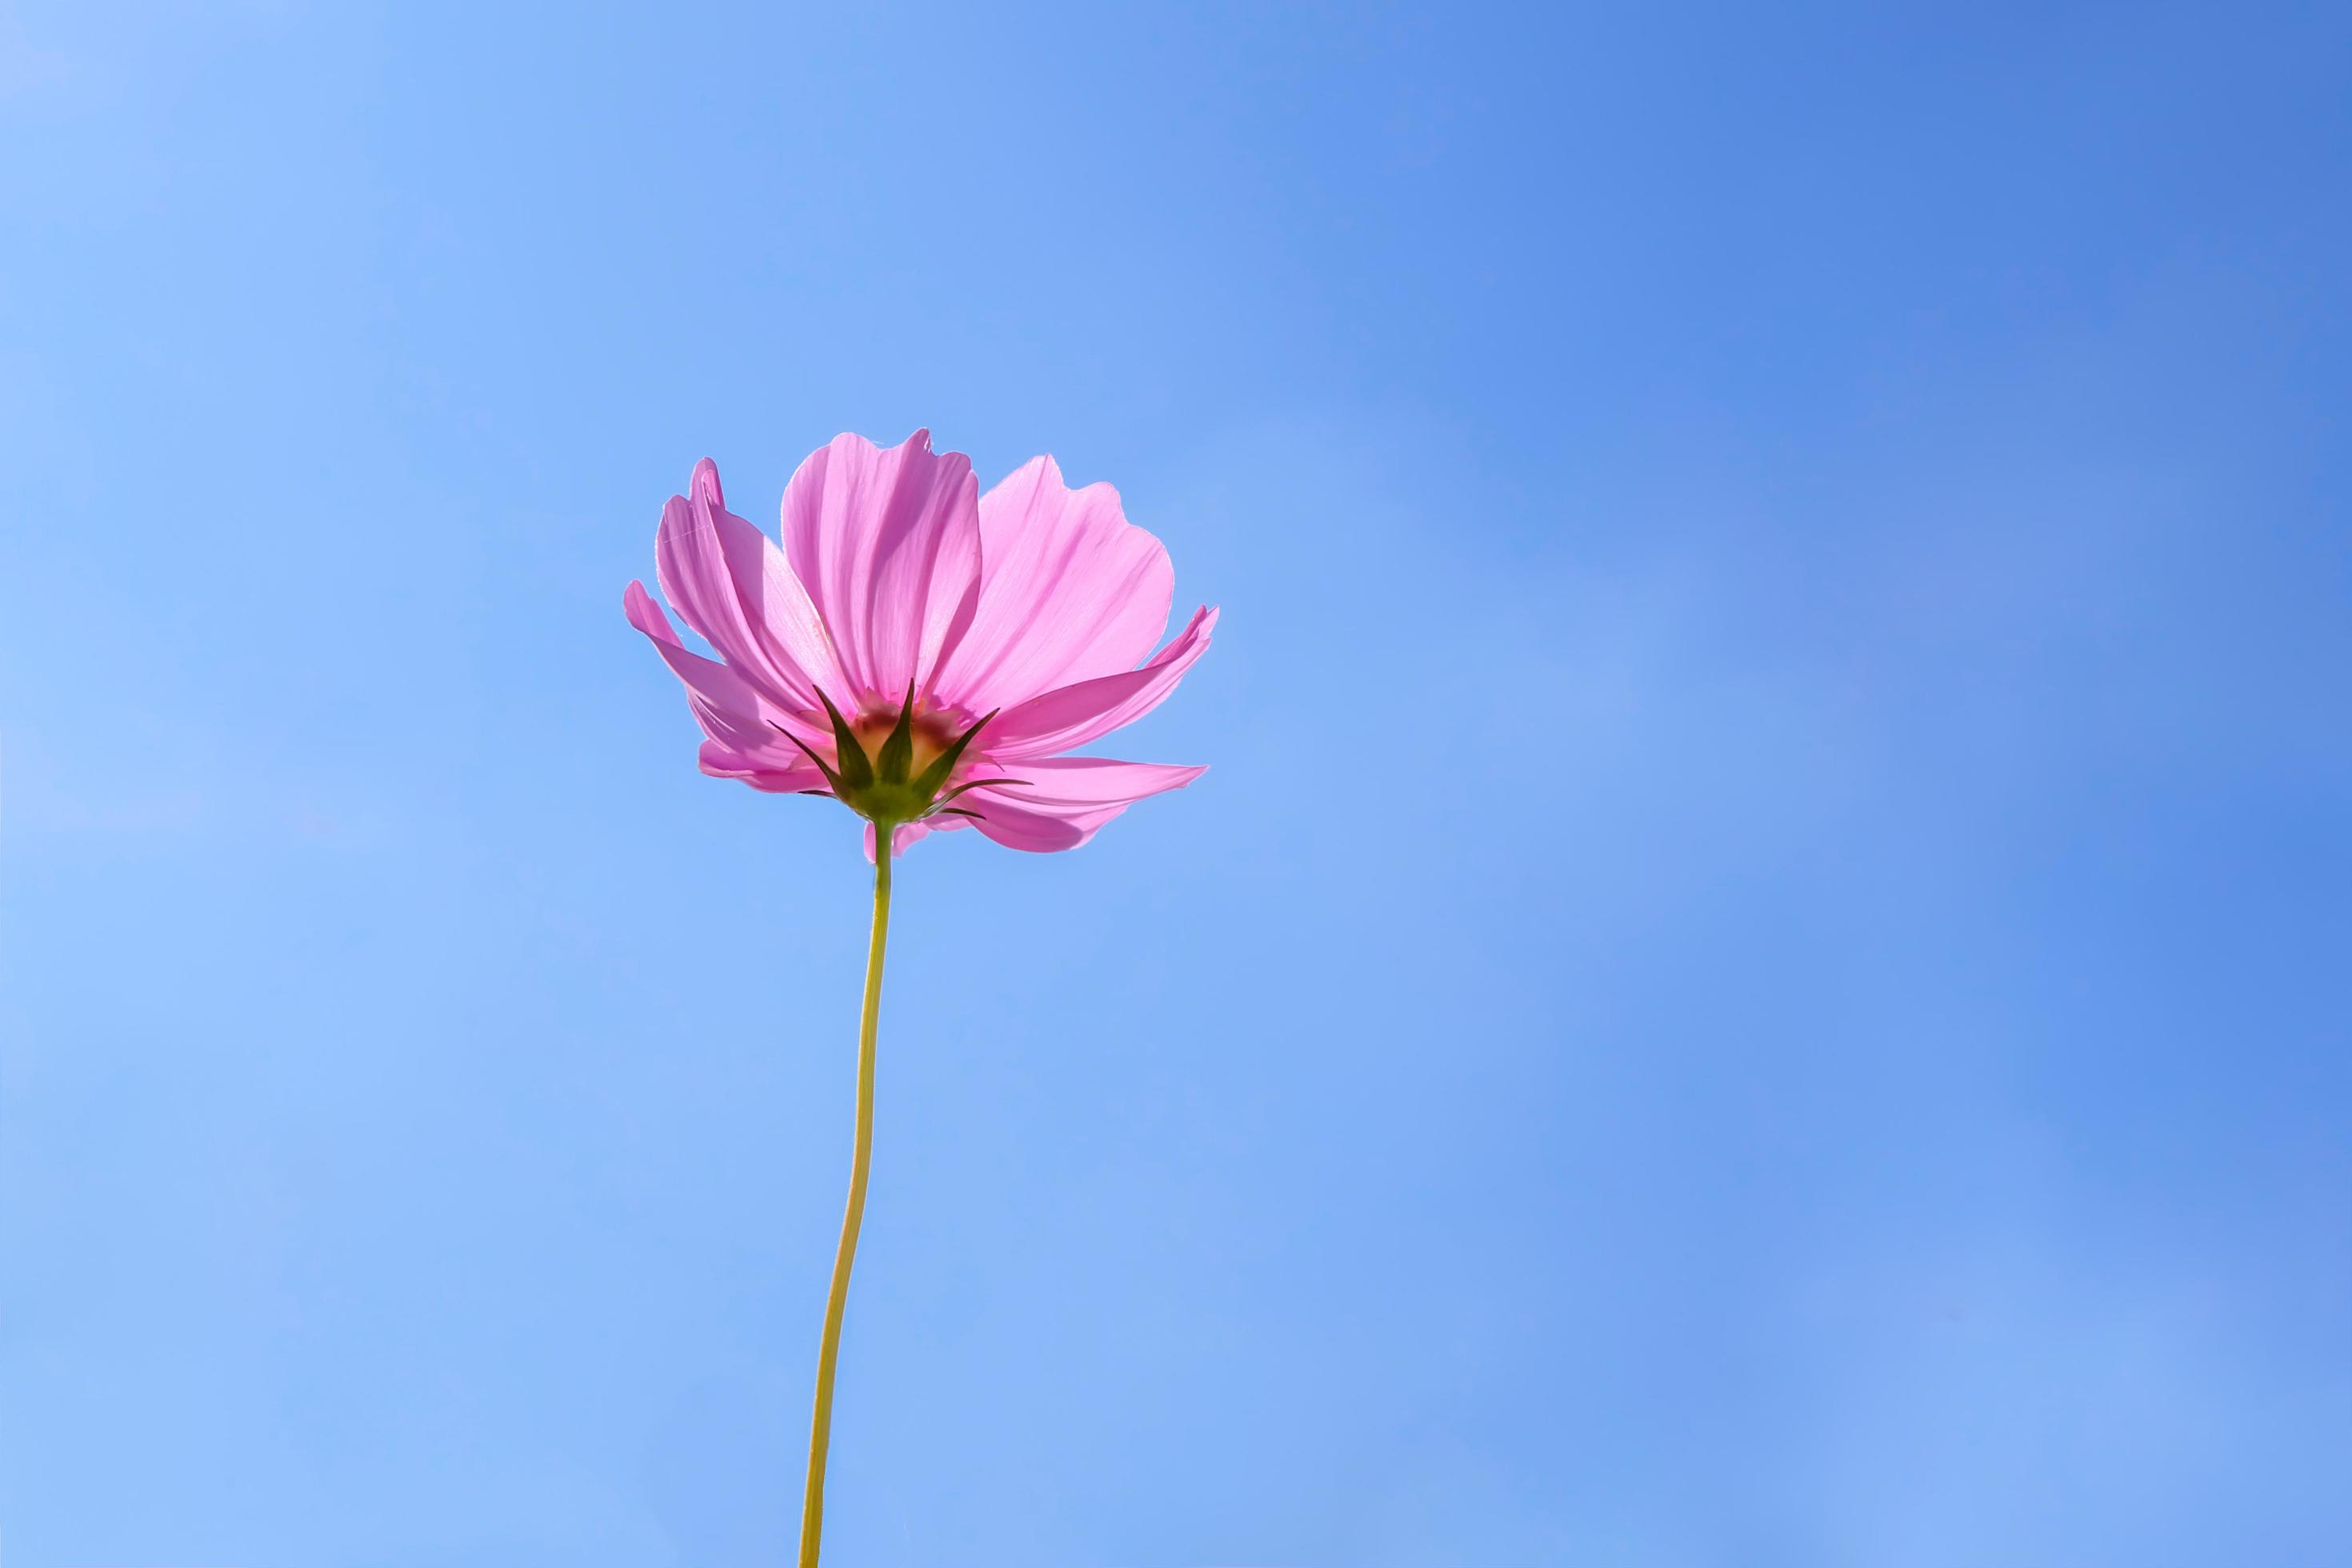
[778,687,1027,827]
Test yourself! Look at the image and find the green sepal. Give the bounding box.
[815,689,874,790]
[909,709,998,800]
[926,778,1029,813]
[773,721,844,794]
[874,683,918,784]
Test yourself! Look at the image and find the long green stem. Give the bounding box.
[798,824,894,1568]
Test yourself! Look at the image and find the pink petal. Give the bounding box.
[625,580,822,758]
[780,430,982,704]
[654,459,847,715]
[948,756,1204,854]
[976,755,1208,807]
[982,606,1218,760]
[699,740,831,795]
[930,457,1175,712]
[959,796,1124,854]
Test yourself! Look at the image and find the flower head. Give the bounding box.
[626,430,1215,854]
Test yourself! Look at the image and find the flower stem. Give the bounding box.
[798,823,894,1568]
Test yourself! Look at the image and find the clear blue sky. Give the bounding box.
[4,3,2348,1564]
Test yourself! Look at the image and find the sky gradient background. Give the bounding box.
[3,2,2349,1565]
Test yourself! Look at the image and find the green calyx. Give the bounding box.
[778,686,1023,827]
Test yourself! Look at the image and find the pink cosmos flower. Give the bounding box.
[624,430,1215,856]
[625,429,1215,1566]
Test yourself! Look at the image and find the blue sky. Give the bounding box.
[3,2,2348,1564]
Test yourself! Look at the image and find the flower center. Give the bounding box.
[848,708,954,782]
[782,686,1006,826]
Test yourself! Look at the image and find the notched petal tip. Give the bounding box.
[690,457,724,506]
[622,579,668,635]
[821,428,934,462]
